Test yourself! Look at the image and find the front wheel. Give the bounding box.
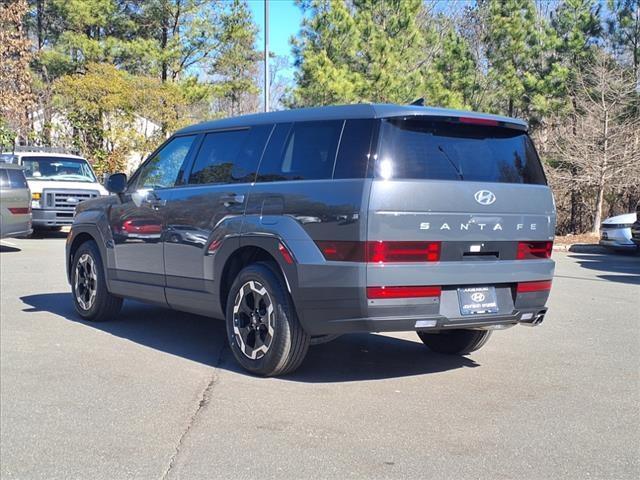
[417,329,492,355]
[71,240,123,321]
[226,262,310,376]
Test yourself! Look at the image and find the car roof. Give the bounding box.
[0,162,25,170]
[176,103,528,135]
[0,151,86,160]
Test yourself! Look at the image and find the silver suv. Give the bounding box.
[0,164,32,239]
[1,148,107,231]
[66,104,556,376]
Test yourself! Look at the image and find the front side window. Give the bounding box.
[21,156,97,183]
[256,120,343,182]
[377,118,546,185]
[135,135,196,190]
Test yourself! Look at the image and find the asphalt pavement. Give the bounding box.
[1,234,638,479]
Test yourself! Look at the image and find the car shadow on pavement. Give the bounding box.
[20,292,479,382]
[568,253,640,285]
[29,230,69,239]
[0,244,22,253]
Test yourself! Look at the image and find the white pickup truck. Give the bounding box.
[0,149,108,231]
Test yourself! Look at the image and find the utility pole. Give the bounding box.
[264,0,270,113]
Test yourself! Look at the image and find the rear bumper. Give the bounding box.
[1,215,32,239]
[32,209,75,227]
[293,260,554,335]
[311,308,548,334]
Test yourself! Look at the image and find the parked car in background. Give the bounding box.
[1,147,108,232]
[0,164,32,239]
[599,212,637,251]
[65,103,556,377]
[630,203,640,248]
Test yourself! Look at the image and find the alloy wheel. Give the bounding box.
[74,253,97,311]
[232,280,275,360]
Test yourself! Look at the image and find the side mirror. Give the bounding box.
[106,173,127,194]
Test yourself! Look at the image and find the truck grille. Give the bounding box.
[44,189,100,211]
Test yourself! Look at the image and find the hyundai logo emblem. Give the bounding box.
[471,292,486,302]
[474,190,496,205]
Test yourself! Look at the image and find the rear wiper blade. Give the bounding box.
[437,145,464,180]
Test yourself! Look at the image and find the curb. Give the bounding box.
[553,243,607,254]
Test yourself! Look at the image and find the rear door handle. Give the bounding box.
[221,193,245,206]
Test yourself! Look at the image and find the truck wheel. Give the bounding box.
[226,262,310,376]
[417,329,492,355]
[71,240,122,322]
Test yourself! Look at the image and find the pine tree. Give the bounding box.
[607,0,640,80]
[291,0,426,105]
[424,26,479,109]
[482,0,562,120]
[209,0,261,116]
[292,0,363,106]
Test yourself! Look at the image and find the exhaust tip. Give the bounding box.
[520,311,545,326]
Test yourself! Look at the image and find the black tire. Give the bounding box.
[225,262,310,376]
[417,329,492,355]
[71,240,123,322]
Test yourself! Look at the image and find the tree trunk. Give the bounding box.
[592,109,609,234]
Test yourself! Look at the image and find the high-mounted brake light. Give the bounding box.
[517,241,553,260]
[459,117,500,127]
[517,280,552,293]
[367,286,441,299]
[315,241,441,263]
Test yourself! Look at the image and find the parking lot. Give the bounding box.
[1,234,638,479]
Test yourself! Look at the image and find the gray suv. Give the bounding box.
[66,104,556,376]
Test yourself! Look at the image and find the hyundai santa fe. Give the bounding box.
[65,104,556,376]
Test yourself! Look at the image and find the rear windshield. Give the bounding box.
[377,118,546,185]
[0,168,28,189]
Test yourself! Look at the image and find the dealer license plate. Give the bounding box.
[457,286,498,316]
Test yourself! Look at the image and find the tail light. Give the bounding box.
[368,241,440,263]
[367,286,441,299]
[517,241,553,259]
[316,241,441,263]
[8,207,30,214]
[517,280,552,293]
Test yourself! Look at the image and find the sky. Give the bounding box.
[247,0,303,61]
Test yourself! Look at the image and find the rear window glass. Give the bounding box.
[333,119,375,179]
[0,168,28,189]
[256,121,343,182]
[7,169,28,188]
[377,118,546,185]
[188,125,273,185]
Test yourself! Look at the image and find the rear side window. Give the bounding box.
[378,118,546,185]
[189,125,273,185]
[256,120,343,182]
[0,169,8,188]
[333,119,375,179]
